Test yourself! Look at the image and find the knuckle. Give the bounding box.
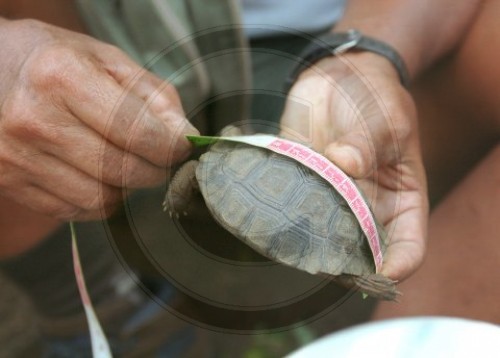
[385,93,416,143]
[396,120,413,144]
[2,103,58,142]
[79,185,121,212]
[80,195,101,212]
[99,150,125,187]
[14,117,45,141]
[101,43,126,59]
[25,45,81,91]
[101,165,123,188]
[159,83,183,107]
[97,43,136,78]
[49,204,80,221]
[387,108,413,144]
[78,188,105,212]
[1,87,64,145]
[64,180,103,212]
[1,91,32,131]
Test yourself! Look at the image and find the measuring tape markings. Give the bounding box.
[70,222,113,358]
[69,133,385,358]
[188,134,384,272]
[266,138,383,271]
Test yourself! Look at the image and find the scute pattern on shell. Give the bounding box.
[196,141,380,277]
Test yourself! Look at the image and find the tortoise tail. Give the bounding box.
[336,274,401,301]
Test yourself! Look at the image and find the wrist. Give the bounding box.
[286,30,410,92]
[291,47,407,101]
[313,50,402,82]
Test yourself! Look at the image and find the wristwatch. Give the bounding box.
[285,29,410,90]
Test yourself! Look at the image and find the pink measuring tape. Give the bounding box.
[267,138,383,272]
[69,134,384,356]
[70,222,112,358]
[188,134,384,272]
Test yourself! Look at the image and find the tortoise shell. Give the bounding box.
[195,141,385,278]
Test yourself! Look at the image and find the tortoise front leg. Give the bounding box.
[163,160,199,217]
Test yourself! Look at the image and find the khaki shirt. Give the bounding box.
[76,0,251,134]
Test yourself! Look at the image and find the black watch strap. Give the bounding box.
[285,29,410,91]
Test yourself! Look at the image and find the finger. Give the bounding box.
[280,73,334,147]
[380,198,428,281]
[325,131,378,178]
[314,67,415,179]
[93,42,200,155]
[381,227,426,282]
[323,86,414,179]
[95,44,185,115]
[6,184,117,221]
[40,50,197,167]
[32,116,167,188]
[68,74,193,167]
[11,150,123,214]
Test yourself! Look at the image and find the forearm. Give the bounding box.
[334,0,483,79]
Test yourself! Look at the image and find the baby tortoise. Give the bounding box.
[165,128,399,300]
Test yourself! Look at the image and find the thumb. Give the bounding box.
[324,132,378,179]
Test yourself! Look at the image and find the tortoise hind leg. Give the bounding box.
[335,274,401,301]
[163,160,199,217]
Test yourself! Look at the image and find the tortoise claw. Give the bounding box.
[335,274,401,301]
[166,210,179,219]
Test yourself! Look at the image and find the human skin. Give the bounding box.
[0,0,493,290]
[0,0,86,258]
[0,2,197,258]
[373,145,500,321]
[373,0,500,321]
[281,0,483,283]
[281,51,427,284]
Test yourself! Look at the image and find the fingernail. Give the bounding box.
[174,121,198,160]
[182,120,199,136]
[186,121,200,135]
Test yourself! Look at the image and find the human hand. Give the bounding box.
[280,52,428,282]
[0,19,197,221]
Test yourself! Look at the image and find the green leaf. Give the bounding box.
[186,135,221,146]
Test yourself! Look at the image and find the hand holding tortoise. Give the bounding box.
[280,52,429,283]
